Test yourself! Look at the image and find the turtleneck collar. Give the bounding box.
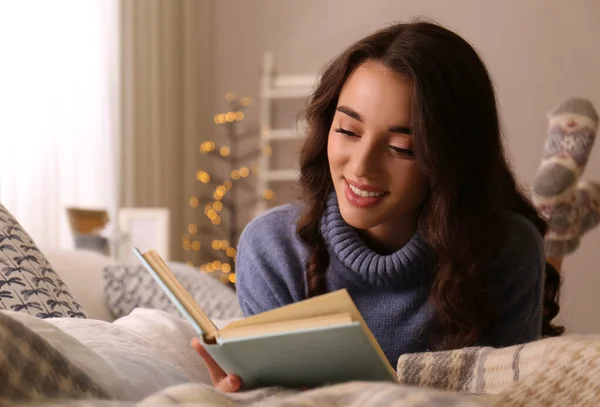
[320,191,436,286]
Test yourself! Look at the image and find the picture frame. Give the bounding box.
[117,207,170,263]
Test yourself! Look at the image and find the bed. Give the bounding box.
[1,203,599,407]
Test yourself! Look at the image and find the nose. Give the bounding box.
[351,139,380,179]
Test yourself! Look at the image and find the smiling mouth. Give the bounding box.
[343,179,389,207]
[348,183,385,198]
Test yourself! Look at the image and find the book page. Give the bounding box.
[219,312,353,340]
[223,290,360,329]
[142,250,219,339]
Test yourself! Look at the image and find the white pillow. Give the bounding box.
[47,308,238,400]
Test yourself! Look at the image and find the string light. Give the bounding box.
[195,170,210,183]
[186,94,261,287]
[263,189,275,200]
[199,141,216,153]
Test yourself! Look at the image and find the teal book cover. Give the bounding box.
[134,247,397,389]
[202,323,397,389]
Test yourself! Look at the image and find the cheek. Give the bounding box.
[392,163,429,197]
[327,133,344,169]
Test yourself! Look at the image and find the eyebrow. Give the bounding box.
[336,105,412,135]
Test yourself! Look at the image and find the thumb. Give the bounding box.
[191,337,227,385]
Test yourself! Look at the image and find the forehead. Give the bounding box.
[338,61,413,124]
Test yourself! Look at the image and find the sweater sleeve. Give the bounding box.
[481,214,545,347]
[235,205,308,317]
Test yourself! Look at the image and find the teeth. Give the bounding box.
[349,184,384,198]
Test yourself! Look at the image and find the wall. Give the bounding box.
[209,0,600,333]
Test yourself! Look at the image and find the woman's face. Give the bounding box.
[327,60,429,241]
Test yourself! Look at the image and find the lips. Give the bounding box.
[344,179,388,208]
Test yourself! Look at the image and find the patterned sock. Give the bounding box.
[531,97,598,257]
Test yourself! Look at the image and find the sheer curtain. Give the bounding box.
[0,1,120,250]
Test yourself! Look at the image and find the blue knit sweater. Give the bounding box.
[235,192,545,366]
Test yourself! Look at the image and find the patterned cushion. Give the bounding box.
[0,311,108,402]
[103,262,243,320]
[0,204,87,318]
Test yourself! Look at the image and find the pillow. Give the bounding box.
[5,311,120,400]
[15,308,238,401]
[103,261,243,320]
[0,203,87,318]
[0,310,108,402]
[44,249,117,322]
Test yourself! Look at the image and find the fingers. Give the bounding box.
[191,337,242,392]
[218,374,242,393]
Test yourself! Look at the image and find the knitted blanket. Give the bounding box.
[1,309,599,407]
[396,334,600,406]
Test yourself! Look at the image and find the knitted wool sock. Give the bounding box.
[545,181,600,257]
[531,97,598,257]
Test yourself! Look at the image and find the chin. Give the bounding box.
[338,203,383,231]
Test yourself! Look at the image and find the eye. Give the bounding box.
[334,127,359,138]
[389,146,414,157]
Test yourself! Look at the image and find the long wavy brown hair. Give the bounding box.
[296,20,564,350]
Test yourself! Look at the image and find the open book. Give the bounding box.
[134,248,397,389]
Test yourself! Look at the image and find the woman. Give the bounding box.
[192,20,564,392]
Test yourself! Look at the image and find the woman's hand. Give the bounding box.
[191,337,243,392]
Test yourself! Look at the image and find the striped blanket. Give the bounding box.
[1,310,599,407]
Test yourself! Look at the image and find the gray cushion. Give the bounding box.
[103,261,243,320]
[0,204,87,318]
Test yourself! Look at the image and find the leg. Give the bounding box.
[531,97,598,258]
